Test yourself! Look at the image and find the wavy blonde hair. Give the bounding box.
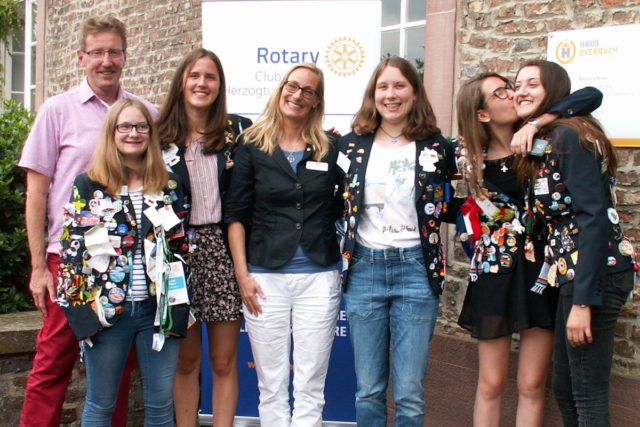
[242,63,329,161]
[88,98,168,196]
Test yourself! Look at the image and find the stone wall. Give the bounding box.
[444,0,640,377]
[0,312,145,426]
[43,0,203,107]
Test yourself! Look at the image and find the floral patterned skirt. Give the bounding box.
[189,224,242,322]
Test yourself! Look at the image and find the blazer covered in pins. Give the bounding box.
[338,131,458,295]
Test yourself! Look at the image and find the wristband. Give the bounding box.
[527,118,541,130]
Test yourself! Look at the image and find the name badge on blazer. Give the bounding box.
[307,161,328,172]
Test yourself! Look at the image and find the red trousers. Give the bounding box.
[19,254,136,427]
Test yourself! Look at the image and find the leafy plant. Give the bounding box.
[0,0,23,45]
[0,99,34,313]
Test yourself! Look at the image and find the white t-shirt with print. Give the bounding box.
[356,141,420,249]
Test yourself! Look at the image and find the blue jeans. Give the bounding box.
[344,244,439,427]
[552,271,634,427]
[82,299,179,426]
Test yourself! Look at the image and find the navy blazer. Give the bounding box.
[339,131,457,295]
[530,125,634,305]
[224,133,344,268]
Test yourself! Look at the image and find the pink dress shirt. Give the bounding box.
[19,78,157,254]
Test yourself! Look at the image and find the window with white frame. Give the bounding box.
[381,0,426,69]
[3,0,36,110]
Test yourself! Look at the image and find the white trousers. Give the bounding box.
[244,270,341,427]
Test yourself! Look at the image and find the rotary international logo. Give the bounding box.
[555,40,577,64]
[325,37,366,77]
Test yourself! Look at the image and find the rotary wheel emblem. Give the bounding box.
[325,37,365,77]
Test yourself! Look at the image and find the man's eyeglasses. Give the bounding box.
[283,81,319,100]
[115,123,150,134]
[83,49,125,60]
[489,81,515,100]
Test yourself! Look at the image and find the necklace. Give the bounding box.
[379,126,403,144]
[500,158,509,173]
[283,150,296,163]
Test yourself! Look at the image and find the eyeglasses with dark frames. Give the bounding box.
[488,81,516,101]
[283,81,319,100]
[115,122,150,134]
[83,49,125,59]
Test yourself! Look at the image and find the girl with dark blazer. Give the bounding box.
[57,98,189,425]
[224,63,343,427]
[456,73,603,427]
[338,56,457,427]
[514,60,637,426]
[156,48,252,427]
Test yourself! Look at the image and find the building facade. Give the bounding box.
[12,0,640,423]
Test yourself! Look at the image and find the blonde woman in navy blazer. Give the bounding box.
[225,63,343,427]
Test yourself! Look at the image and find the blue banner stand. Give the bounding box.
[198,300,357,426]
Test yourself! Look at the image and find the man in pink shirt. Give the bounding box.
[18,16,156,427]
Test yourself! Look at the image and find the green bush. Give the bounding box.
[0,99,34,313]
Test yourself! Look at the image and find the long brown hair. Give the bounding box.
[456,73,513,198]
[88,98,168,196]
[242,63,329,161]
[352,56,440,140]
[156,48,229,154]
[515,60,617,182]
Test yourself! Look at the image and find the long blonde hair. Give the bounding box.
[242,63,329,161]
[88,98,168,196]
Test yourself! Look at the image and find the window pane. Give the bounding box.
[11,33,25,53]
[405,26,425,65]
[31,1,37,41]
[11,52,25,92]
[408,0,426,22]
[31,44,36,84]
[12,92,25,104]
[381,30,400,58]
[382,0,401,27]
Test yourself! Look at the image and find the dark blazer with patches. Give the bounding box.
[338,131,457,295]
[531,125,633,306]
[58,172,189,340]
[223,133,344,268]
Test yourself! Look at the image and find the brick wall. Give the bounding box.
[446,0,640,377]
[43,0,203,108]
[35,2,640,423]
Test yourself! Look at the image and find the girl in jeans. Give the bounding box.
[57,98,189,426]
[514,59,637,426]
[456,73,602,427]
[338,56,457,427]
